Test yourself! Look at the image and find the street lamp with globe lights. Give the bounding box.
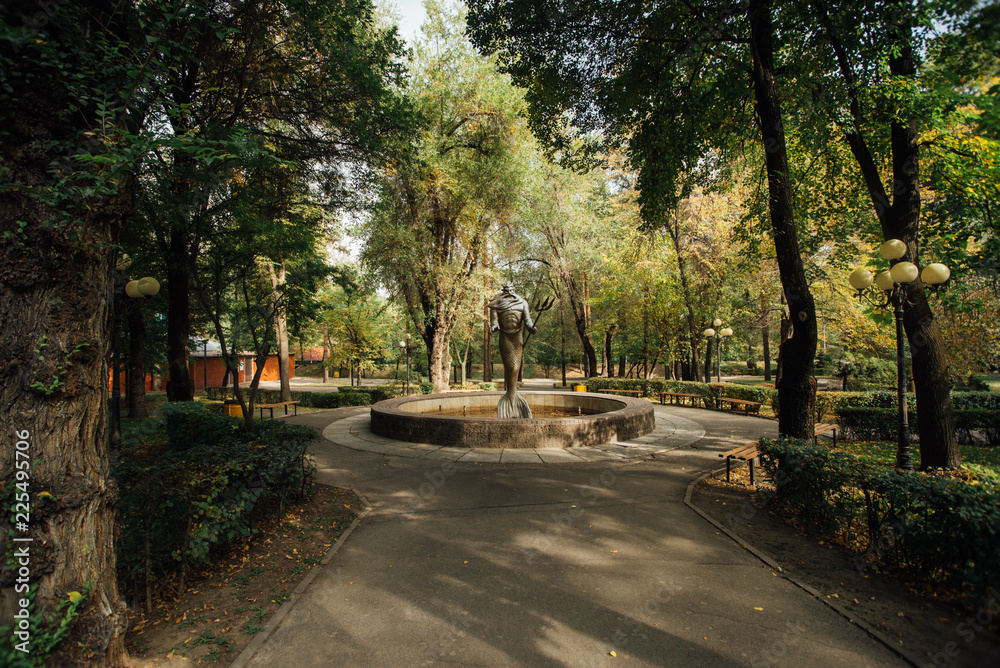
[398,334,412,395]
[111,256,160,468]
[848,239,950,471]
[702,319,733,383]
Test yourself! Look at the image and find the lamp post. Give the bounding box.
[199,338,209,390]
[398,334,411,395]
[111,256,160,468]
[702,319,733,383]
[848,239,950,471]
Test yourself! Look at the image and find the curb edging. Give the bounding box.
[683,468,923,668]
[229,490,373,668]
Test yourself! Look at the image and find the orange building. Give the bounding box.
[109,352,294,392]
[187,351,295,390]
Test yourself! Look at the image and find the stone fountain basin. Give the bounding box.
[369,391,655,449]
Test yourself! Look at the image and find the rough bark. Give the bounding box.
[0,11,133,662]
[604,326,616,377]
[883,39,959,469]
[165,256,194,401]
[813,2,958,467]
[322,325,330,383]
[268,262,292,402]
[749,0,818,439]
[126,302,148,418]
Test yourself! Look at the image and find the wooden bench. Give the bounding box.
[715,397,762,415]
[597,389,644,398]
[814,422,839,447]
[658,391,705,407]
[257,401,300,419]
[719,441,762,485]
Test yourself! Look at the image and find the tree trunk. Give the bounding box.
[604,327,616,377]
[268,262,291,402]
[761,291,772,382]
[126,302,148,418]
[0,24,133,659]
[322,325,330,383]
[814,4,958,467]
[882,27,959,470]
[749,0,817,439]
[165,256,194,401]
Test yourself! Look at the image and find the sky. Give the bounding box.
[384,0,431,46]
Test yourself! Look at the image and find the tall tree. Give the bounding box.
[135,0,410,401]
[1,2,146,663]
[467,0,819,436]
[362,1,527,392]
[790,0,999,468]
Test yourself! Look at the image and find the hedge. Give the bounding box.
[117,405,316,608]
[757,438,1000,603]
[583,377,777,409]
[837,407,1000,445]
[204,386,395,407]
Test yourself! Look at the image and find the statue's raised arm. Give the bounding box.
[487,283,535,418]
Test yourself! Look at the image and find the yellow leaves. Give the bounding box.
[609,650,617,657]
[754,607,764,611]
[67,591,83,604]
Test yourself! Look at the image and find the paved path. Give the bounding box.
[238,404,906,668]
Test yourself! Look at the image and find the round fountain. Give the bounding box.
[369,391,655,449]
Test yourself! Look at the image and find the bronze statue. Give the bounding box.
[488,282,536,419]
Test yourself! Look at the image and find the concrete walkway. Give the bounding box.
[236,400,907,667]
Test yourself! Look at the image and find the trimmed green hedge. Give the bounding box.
[204,386,396,407]
[582,377,777,409]
[758,438,1000,603]
[117,405,316,606]
[836,407,1000,445]
[310,392,372,408]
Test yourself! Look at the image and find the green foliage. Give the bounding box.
[837,407,1000,446]
[116,414,316,600]
[0,584,91,667]
[835,356,898,390]
[583,377,777,408]
[479,382,497,392]
[308,392,372,409]
[815,391,908,421]
[758,438,1000,603]
[162,402,243,452]
[950,392,1000,412]
[836,408,918,442]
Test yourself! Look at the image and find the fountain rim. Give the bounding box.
[371,390,645,422]
[369,391,655,449]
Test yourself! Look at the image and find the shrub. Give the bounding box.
[479,381,497,392]
[835,403,1000,446]
[117,416,317,608]
[950,392,1000,412]
[418,381,434,394]
[836,407,916,441]
[757,438,1000,603]
[815,391,911,422]
[161,402,244,452]
[584,377,775,409]
[309,392,372,409]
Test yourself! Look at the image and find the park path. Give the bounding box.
[236,401,906,668]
